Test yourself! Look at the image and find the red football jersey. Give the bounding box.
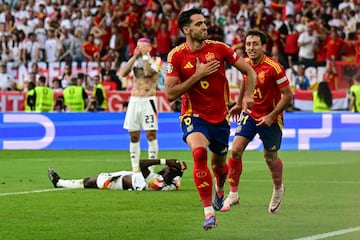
[244,55,289,121]
[166,40,240,124]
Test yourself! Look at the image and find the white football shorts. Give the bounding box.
[123,96,158,131]
[96,171,147,190]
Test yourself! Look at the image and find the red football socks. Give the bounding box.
[269,158,283,190]
[227,157,243,193]
[192,147,213,207]
[212,163,228,193]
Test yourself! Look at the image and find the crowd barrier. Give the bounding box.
[0,89,349,112]
[0,112,359,151]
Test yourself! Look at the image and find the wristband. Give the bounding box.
[142,55,149,61]
[160,158,166,165]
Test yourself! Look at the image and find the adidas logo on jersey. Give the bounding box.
[184,61,194,69]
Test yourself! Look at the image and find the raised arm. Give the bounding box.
[139,159,184,179]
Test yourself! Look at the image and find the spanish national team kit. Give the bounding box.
[166,40,241,155]
[238,55,290,151]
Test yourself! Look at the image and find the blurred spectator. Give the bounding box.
[207,14,224,42]
[77,72,93,91]
[22,32,41,65]
[231,28,245,57]
[211,0,229,25]
[289,57,310,91]
[297,23,318,67]
[0,62,15,91]
[70,29,86,64]
[23,71,38,91]
[53,95,68,112]
[72,9,89,37]
[33,18,47,61]
[325,27,345,63]
[92,74,107,111]
[313,81,333,112]
[44,28,63,62]
[27,8,39,30]
[279,14,298,67]
[101,73,118,91]
[14,16,33,36]
[323,58,338,90]
[34,75,54,112]
[9,31,23,66]
[82,33,100,62]
[59,64,73,89]
[86,95,99,112]
[349,75,360,112]
[8,81,22,92]
[63,77,88,112]
[266,22,285,63]
[24,81,36,111]
[52,77,63,93]
[58,27,73,62]
[108,24,123,63]
[0,34,11,62]
[343,32,357,62]
[167,10,180,48]
[97,59,122,90]
[89,13,108,56]
[155,22,171,62]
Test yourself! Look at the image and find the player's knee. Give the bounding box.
[264,151,277,165]
[83,177,97,188]
[146,131,157,141]
[231,147,244,159]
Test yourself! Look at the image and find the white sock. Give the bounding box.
[148,139,158,173]
[229,191,239,197]
[130,141,140,172]
[204,206,215,217]
[57,179,84,189]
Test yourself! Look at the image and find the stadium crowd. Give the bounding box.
[0,0,359,111]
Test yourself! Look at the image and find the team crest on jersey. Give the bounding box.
[205,52,215,62]
[258,70,265,84]
[167,63,173,73]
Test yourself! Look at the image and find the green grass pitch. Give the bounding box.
[0,150,359,240]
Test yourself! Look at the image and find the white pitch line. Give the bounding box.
[293,226,360,240]
[0,188,66,197]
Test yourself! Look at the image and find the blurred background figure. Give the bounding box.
[313,81,333,112]
[349,75,360,112]
[86,96,99,112]
[33,75,54,112]
[91,74,107,111]
[53,95,68,112]
[62,77,88,112]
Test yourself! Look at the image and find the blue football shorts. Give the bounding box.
[234,112,283,151]
[181,116,230,156]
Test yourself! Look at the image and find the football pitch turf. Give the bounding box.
[0,150,359,240]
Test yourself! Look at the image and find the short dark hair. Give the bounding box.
[38,75,46,83]
[245,29,267,45]
[355,75,360,83]
[178,8,202,33]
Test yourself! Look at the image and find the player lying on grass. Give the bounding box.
[48,159,187,191]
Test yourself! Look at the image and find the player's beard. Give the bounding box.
[190,29,208,42]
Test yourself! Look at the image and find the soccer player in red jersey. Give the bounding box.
[165,8,257,230]
[221,29,293,214]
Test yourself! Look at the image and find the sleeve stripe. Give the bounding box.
[264,57,282,74]
[276,76,288,85]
